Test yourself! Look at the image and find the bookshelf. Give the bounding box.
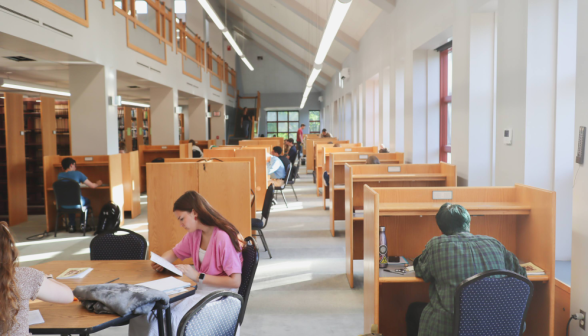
[0,93,28,225]
[55,100,70,155]
[23,98,45,215]
[178,113,185,141]
[119,106,149,152]
[140,108,150,146]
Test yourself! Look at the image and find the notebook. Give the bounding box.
[57,268,93,279]
[520,262,545,275]
[137,277,191,294]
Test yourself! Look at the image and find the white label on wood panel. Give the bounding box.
[162,146,167,149]
[359,154,368,159]
[388,166,401,172]
[432,191,453,200]
[345,148,352,152]
[84,157,93,161]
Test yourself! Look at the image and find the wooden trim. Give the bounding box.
[182,56,203,82]
[99,0,105,9]
[209,77,223,92]
[32,0,90,27]
[126,17,168,65]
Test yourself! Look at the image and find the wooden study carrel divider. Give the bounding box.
[43,154,125,232]
[147,161,252,265]
[362,185,555,335]
[121,151,141,218]
[138,144,192,193]
[305,138,347,173]
[344,163,456,287]
[316,145,376,196]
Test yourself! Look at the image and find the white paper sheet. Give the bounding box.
[28,310,44,326]
[150,252,183,276]
[138,277,191,292]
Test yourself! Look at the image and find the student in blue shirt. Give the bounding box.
[266,146,287,187]
[58,158,103,233]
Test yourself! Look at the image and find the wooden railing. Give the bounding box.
[177,19,205,81]
[225,62,237,97]
[32,0,90,27]
[207,47,224,92]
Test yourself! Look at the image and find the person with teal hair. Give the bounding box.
[406,203,527,336]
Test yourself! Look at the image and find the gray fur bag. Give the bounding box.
[73,283,170,316]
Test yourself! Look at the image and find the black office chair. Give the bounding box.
[252,185,274,258]
[453,269,533,336]
[177,291,242,336]
[52,178,94,237]
[238,236,260,325]
[90,228,148,260]
[274,164,292,207]
[287,164,299,201]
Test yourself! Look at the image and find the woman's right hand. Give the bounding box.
[151,262,164,273]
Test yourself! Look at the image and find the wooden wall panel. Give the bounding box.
[236,148,268,212]
[122,151,141,218]
[554,280,570,336]
[40,97,57,156]
[363,185,379,334]
[5,93,27,225]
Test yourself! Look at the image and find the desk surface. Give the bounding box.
[353,173,447,182]
[378,202,531,216]
[29,260,197,332]
[378,265,549,283]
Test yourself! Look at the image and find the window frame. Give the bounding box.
[308,110,321,134]
[266,111,300,140]
[440,48,452,163]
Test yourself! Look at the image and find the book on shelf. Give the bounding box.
[519,262,545,275]
[57,267,93,279]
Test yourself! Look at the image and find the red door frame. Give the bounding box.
[439,48,452,163]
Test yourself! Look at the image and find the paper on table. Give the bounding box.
[138,277,191,292]
[150,252,183,276]
[28,310,44,326]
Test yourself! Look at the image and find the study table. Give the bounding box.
[362,185,556,335]
[29,260,197,336]
[315,145,376,196]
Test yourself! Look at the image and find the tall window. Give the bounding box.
[267,111,299,139]
[440,46,452,163]
[309,111,321,133]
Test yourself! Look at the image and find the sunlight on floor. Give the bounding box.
[15,236,92,247]
[18,251,62,263]
[251,273,313,291]
[73,248,91,255]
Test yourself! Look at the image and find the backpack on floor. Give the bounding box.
[95,202,121,234]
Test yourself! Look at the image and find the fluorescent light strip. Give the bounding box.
[306,65,322,87]
[300,86,312,108]
[198,0,225,30]
[223,30,243,57]
[122,101,150,108]
[1,83,70,97]
[315,0,352,65]
[241,57,254,71]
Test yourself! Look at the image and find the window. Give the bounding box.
[309,110,321,133]
[267,111,299,139]
[440,47,452,163]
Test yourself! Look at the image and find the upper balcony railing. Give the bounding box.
[176,19,205,82]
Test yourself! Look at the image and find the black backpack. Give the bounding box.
[95,202,121,234]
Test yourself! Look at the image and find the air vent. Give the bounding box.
[4,56,36,62]
[128,86,141,89]
[257,56,263,61]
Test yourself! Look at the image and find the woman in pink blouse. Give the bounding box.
[129,191,244,336]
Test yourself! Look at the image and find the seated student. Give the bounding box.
[130,191,243,336]
[379,144,390,153]
[285,138,297,165]
[0,222,73,336]
[366,156,380,164]
[320,129,333,138]
[119,141,126,154]
[188,139,203,158]
[58,158,103,233]
[406,203,527,336]
[266,146,288,187]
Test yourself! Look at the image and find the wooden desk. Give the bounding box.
[316,146,377,196]
[181,140,215,149]
[43,155,125,232]
[326,152,405,212]
[201,147,269,212]
[203,148,236,157]
[29,260,196,335]
[303,134,320,156]
[166,157,257,218]
[363,185,555,335]
[121,151,141,218]
[305,138,346,174]
[240,137,283,151]
[147,162,252,264]
[138,145,191,193]
[312,141,357,176]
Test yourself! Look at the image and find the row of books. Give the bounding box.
[56,118,69,131]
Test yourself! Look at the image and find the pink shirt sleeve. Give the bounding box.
[216,231,243,276]
[172,232,195,261]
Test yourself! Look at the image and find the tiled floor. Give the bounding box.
[13,168,365,336]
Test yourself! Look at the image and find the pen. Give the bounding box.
[105,278,119,284]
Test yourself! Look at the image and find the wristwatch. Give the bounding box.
[199,273,206,281]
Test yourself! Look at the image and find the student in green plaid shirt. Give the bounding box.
[407,203,527,336]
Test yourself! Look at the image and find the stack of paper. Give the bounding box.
[28,310,44,326]
[150,252,183,276]
[138,277,191,294]
[57,268,93,279]
[520,262,545,275]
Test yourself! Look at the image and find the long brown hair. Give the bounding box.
[173,191,244,252]
[0,222,20,335]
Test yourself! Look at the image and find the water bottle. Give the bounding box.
[379,227,388,268]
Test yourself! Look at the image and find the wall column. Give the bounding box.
[209,102,226,143]
[188,97,208,140]
[150,87,179,145]
[69,65,118,155]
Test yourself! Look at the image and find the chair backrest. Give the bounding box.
[237,236,259,325]
[53,178,82,209]
[288,165,299,184]
[261,184,274,221]
[90,228,148,260]
[275,164,292,191]
[453,269,533,336]
[177,291,242,336]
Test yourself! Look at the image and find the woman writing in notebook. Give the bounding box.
[0,222,73,336]
[129,191,243,335]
